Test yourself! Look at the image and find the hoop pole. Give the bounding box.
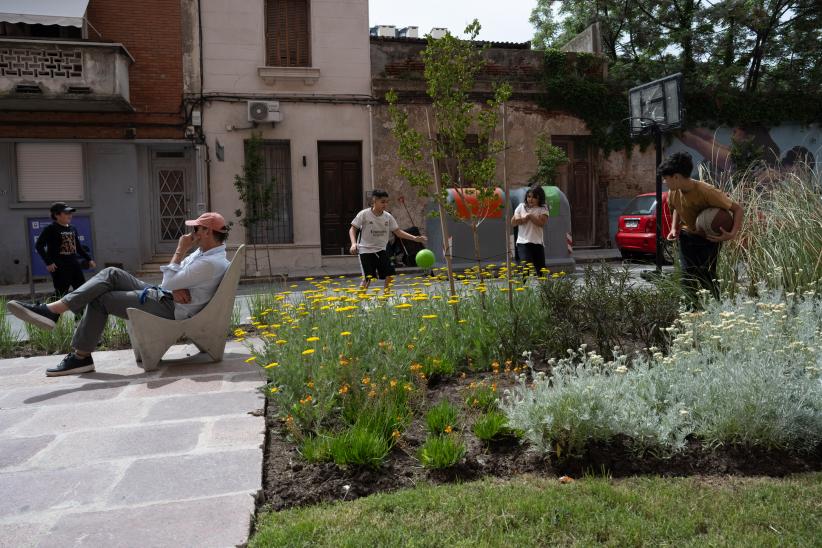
[654,125,664,272]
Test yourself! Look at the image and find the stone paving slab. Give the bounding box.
[0,341,266,547]
[38,494,257,548]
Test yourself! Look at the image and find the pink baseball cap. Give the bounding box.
[185,212,228,233]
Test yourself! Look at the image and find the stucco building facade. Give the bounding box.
[194,0,373,276]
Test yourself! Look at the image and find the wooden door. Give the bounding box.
[318,142,362,255]
[554,139,594,247]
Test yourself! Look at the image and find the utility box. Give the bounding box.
[424,186,575,272]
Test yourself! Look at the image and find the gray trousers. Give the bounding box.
[62,267,175,353]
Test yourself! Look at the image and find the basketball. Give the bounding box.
[695,207,734,238]
[415,249,435,269]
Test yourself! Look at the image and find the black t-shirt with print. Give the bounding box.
[35,222,92,266]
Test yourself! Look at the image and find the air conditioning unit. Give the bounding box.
[247,100,282,123]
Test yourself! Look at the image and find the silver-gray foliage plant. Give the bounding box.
[501,288,822,458]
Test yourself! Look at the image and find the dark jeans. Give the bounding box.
[516,243,546,276]
[679,230,721,303]
[50,257,87,299]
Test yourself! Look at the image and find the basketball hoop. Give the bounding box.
[628,73,684,137]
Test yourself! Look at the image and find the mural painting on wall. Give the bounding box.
[666,125,821,182]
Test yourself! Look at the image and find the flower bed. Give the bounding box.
[242,267,820,509]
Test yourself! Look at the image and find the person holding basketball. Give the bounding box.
[659,152,743,302]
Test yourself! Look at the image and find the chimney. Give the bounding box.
[398,26,419,38]
[371,25,397,38]
[429,27,448,39]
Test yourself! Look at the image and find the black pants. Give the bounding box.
[679,230,720,303]
[516,243,546,277]
[50,257,87,299]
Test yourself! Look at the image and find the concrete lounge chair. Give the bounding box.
[126,245,246,371]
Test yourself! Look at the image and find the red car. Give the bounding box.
[615,192,674,262]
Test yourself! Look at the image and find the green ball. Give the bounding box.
[415,248,435,269]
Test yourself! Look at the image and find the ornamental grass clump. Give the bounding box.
[716,162,822,295]
[418,434,466,469]
[472,411,512,443]
[328,425,391,469]
[100,317,129,349]
[299,434,332,464]
[25,312,74,355]
[425,401,459,436]
[0,298,19,357]
[464,380,498,412]
[502,289,822,458]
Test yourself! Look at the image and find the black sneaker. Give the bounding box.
[46,353,95,377]
[6,300,60,331]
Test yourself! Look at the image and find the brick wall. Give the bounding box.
[0,0,186,139]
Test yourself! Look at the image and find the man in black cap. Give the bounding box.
[35,202,96,299]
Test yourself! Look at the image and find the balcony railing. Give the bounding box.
[0,37,134,112]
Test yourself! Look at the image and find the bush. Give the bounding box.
[538,263,683,359]
[501,290,822,457]
[418,434,466,469]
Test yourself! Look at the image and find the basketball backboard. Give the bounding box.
[628,73,683,137]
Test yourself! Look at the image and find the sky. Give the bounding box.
[368,0,537,44]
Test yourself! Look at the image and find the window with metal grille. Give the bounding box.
[16,142,85,202]
[246,140,294,244]
[265,0,310,67]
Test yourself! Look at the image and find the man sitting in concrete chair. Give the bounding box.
[7,212,230,377]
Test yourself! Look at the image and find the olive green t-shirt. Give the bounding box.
[668,180,733,232]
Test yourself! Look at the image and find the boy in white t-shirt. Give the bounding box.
[349,189,427,290]
[512,185,550,276]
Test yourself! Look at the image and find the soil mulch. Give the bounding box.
[261,370,822,512]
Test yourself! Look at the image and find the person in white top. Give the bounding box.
[511,185,550,276]
[7,212,230,377]
[349,189,427,291]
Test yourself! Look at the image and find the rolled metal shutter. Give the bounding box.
[16,143,84,202]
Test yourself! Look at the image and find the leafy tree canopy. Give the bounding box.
[531,0,821,94]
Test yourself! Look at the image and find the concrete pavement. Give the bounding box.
[0,341,265,548]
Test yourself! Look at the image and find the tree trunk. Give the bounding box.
[425,109,458,302]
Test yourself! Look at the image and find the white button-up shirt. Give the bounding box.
[160,244,230,320]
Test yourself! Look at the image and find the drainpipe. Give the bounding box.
[367,104,375,190]
[197,0,211,210]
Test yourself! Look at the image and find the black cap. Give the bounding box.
[50,202,77,215]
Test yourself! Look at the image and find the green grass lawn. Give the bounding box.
[250,473,822,547]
